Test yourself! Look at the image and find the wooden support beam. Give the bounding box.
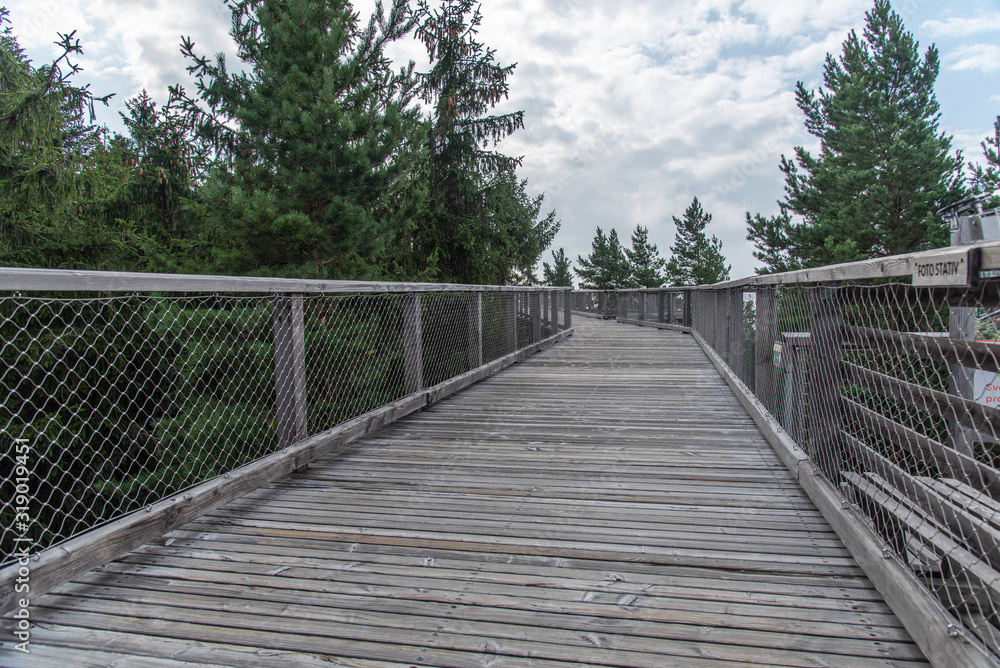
[809,284,844,482]
[403,293,423,394]
[468,292,483,369]
[755,286,778,415]
[272,293,308,447]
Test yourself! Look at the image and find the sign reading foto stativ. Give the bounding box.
[911,249,974,288]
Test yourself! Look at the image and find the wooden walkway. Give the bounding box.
[11,317,926,667]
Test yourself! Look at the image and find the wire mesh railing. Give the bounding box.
[0,269,571,572]
[682,241,1000,661]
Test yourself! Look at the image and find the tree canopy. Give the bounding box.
[774,0,965,267]
[665,198,730,286]
[575,227,629,290]
[542,248,574,287]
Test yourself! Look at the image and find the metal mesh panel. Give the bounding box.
[0,287,564,567]
[690,280,1000,656]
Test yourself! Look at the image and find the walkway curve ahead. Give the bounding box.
[7,317,926,667]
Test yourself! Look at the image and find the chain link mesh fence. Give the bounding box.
[686,280,1000,658]
[0,286,569,568]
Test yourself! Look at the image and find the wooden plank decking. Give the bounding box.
[5,317,927,667]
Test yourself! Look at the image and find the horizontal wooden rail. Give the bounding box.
[843,361,1000,438]
[0,267,573,294]
[845,325,1000,376]
[843,397,1000,499]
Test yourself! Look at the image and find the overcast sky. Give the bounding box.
[6,0,1000,279]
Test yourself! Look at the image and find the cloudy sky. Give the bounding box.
[6,0,1000,279]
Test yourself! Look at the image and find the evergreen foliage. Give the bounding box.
[970,116,1000,198]
[0,10,135,269]
[575,227,629,290]
[177,0,425,279]
[542,248,574,287]
[665,197,730,286]
[625,225,666,288]
[393,0,556,284]
[777,0,965,267]
[745,211,797,275]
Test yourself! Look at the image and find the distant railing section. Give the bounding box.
[0,268,572,568]
[572,289,692,326]
[682,241,1000,661]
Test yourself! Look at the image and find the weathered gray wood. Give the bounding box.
[529,292,542,342]
[842,396,1000,499]
[700,240,1000,289]
[548,290,558,330]
[0,267,572,295]
[843,360,1000,438]
[657,291,666,324]
[273,293,309,447]
[638,292,647,321]
[809,284,844,481]
[687,322,989,668]
[844,325,1000,376]
[503,292,517,353]
[0,327,573,618]
[683,290,692,328]
[563,291,572,330]
[402,293,423,394]
[468,293,483,369]
[755,287,778,415]
[950,306,978,456]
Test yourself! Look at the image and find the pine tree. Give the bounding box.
[177,0,424,279]
[970,116,1000,198]
[575,227,629,290]
[778,0,965,267]
[665,198,730,286]
[403,0,534,284]
[543,248,573,287]
[625,225,666,288]
[745,211,797,275]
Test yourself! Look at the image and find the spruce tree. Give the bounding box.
[575,227,629,290]
[403,0,539,284]
[665,197,730,286]
[779,0,965,266]
[543,248,573,287]
[626,225,666,288]
[178,0,424,278]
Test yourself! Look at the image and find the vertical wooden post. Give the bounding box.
[564,290,572,330]
[638,291,647,321]
[403,293,423,395]
[729,289,744,375]
[657,291,666,324]
[755,286,778,415]
[273,293,308,447]
[468,292,483,369]
[809,283,844,482]
[530,291,542,343]
[549,290,558,332]
[683,290,692,328]
[503,292,517,353]
[598,292,607,318]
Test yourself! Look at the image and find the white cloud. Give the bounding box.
[948,43,1000,74]
[923,13,1000,37]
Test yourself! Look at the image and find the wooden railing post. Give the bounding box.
[273,293,309,447]
[530,290,542,343]
[598,292,607,318]
[468,292,483,369]
[755,286,778,415]
[683,289,692,328]
[403,293,423,394]
[809,283,844,481]
[638,291,647,321]
[657,291,666,324]
[549,289,558,331]
[728,289,744,374]
[563,290,572,329]
[504,292,517,353]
